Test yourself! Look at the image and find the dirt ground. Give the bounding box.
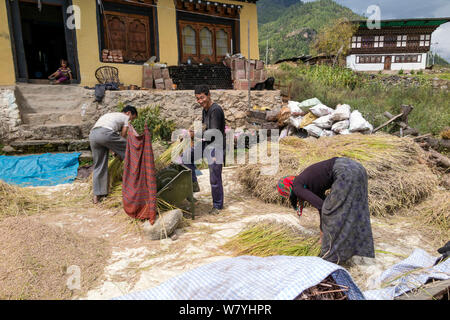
[18,166,443,300]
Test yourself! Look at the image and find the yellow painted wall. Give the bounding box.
[157,0,179,65]
[0,0,259,87]
[0,1,16,86]
[223,0,260,60]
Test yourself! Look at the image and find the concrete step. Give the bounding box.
[19,124,83,140]
[21,112,82,125]
[8,139,90,154]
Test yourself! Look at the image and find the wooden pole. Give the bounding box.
[248,20,251,110]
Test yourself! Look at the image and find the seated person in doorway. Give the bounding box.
[89,105,138,204]
[277,157,375,264]
[48,59,72,84]
[183,84,226,215]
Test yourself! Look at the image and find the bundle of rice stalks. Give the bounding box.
[238,133,439,217]
[0,181,56,220]
[223,222,321,257]
[155,138,189,171]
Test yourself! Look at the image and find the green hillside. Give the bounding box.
[257,0,363,63]
[257,0,302,25]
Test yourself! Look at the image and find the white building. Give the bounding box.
[346,18,450,72]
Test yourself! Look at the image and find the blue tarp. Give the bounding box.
[0,152,81,187]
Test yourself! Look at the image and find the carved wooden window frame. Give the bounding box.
[179,20,232,64]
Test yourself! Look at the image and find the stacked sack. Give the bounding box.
[286,98,373,138]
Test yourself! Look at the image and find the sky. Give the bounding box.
[303,0,450,61]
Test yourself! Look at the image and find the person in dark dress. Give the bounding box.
[183,84,225,215]
[277,157,375,264]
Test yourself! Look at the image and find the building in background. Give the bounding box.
[346,18,450,72]
[0,0,259,86]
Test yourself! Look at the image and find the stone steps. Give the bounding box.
[21,112,82,125]
[19,124,83,140]
[8,139,91,155]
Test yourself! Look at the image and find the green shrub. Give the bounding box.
[130,105,176,141]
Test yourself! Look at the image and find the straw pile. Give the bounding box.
[0,181,57,220]
[237,133,439,217]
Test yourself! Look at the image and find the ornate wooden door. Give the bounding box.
[384,56,392,70]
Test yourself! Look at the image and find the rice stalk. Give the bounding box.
[223,222,321,257]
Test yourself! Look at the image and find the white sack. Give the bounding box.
[288,115,303,129]
[297,97,322,109]
[312,114,333,129]
[288,101,302,113]
[304,124,323,138]
[330,104,351,121]
[310,104,334,117]
[320,130,336,137]
[331,120,350,133]
[349,110,372,132]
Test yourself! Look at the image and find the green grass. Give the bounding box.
[270,64,450,136]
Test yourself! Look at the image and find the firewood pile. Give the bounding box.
[102,49,124,63]
[294,276,349,300]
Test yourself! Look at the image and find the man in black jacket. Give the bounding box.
[184,84,225,215]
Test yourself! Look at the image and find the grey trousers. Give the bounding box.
[89,127,127,196]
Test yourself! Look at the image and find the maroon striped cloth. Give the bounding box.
[122,124,158,224]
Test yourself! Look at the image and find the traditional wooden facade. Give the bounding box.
[346,18,450,72]
[0,0,259,86]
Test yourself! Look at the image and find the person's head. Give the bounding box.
[60,59,68,68]
[277,176,295,200]
[194,84,212,110]
[122,105,138,121]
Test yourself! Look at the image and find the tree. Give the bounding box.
[310,18,358,65]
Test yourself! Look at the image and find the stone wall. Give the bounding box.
[92,89,282,132]
[0,87,21,143]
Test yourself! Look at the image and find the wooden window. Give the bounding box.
[103,11,151,62]
[394,55,420,63]
[216,29,229,58]
[351,36,362,49]
[199,27,213,56]
[182,25,197,55]
[178,20,232,64]
[357,55,382,64]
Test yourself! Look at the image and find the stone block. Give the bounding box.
[142,209,183,240]
[164,78,173,90]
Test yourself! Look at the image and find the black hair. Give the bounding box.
[194,84,210,96]
[122,105,138,116]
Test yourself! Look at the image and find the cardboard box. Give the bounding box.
[143,79,154,89]
[256,60,264,70]
[164,78,173,90]
[234,70,246,80]
[161,68,170,79]
[143,65,153,79]
[152,68,162,79]
[232,59,245,71]
[233,80,257,90]
[154,78,165,90]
